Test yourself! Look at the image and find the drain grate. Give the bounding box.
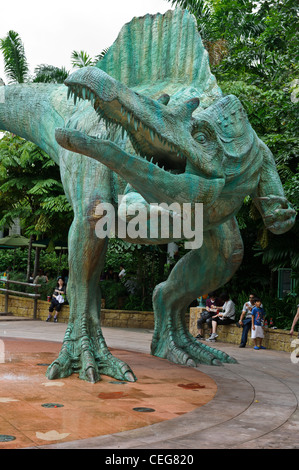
[41,403,64,408]
[0,435,16,442]
[133,407,155,413]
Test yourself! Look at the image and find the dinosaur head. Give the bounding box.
[56,66,228,179]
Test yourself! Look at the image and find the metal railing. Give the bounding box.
[0,277,41,319]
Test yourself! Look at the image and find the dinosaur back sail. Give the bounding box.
[97,9,222,111]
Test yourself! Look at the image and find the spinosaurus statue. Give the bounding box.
[0,10,296,383]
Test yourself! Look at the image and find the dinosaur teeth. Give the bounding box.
[150,129,155,142]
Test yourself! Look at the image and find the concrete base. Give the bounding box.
[0,320,298,449]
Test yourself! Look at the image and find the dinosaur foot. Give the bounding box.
[46,336,137,384]
[151,332,237,367]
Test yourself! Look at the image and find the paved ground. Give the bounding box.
[0,319,298,449]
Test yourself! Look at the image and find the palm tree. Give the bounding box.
[0,30,29,84]
[71,50,94,68]
[71,48,110,69]
[33,64,69,84]
[0,31,71,280]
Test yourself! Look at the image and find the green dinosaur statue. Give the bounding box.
[0,10,296,383]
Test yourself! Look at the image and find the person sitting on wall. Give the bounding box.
[195,292,223,340]
[207,293,236,342]
[46,277,66,323]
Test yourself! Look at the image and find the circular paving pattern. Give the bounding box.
[0,337,217,449]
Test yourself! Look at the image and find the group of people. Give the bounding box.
[239,295,266,349]
[196,292,237,343]
[195,292,268,349]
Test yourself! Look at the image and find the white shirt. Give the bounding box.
[119,269,126,279]
[222,300,235,319]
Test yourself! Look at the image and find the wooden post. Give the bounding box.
[4,274,9,315]
[0,278,40,318]
[33,283,39,320]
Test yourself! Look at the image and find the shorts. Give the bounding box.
[251,325,264,339]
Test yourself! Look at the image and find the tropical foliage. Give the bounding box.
[0,30,29,83]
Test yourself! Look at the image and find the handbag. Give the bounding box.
[56,294,65,304]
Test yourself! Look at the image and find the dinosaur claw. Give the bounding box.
[228,357,238,364]
[186,358,197,367]
[46,362,61,380]
[124,371,136,382]
[211,358,223,366]
[85,367,99,383]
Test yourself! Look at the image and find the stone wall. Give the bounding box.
[189,307,296,354]
[0,295,296,355]
[0,294,154,329]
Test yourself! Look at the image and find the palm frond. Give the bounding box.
[27,179,63,195]
[0,30,29,83]
[71,50,94,68]
[33,64,69,84]
[94,47,110,63]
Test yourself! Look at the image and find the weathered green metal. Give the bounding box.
[0,9,296,382]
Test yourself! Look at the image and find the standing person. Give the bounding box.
[251,297,266,350]
[195,292,222,340]
[239,294,256,348]
[46,277,66,323]
[290,304,299,337]
[207,293,235,342]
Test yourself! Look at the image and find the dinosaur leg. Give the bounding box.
[151,217,243,366]
[45,143,138,384]
[46,172,136,383]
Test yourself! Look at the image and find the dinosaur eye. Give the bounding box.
[193,131,207,144]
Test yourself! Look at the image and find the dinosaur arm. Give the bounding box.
[252,143,296,234]
[0,84,67,165]
[55,128,225,206]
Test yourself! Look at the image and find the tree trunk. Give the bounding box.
[33,247,41,280]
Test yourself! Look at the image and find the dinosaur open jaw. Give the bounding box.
[65,80,186,173]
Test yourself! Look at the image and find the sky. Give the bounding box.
[0,0,174,82]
